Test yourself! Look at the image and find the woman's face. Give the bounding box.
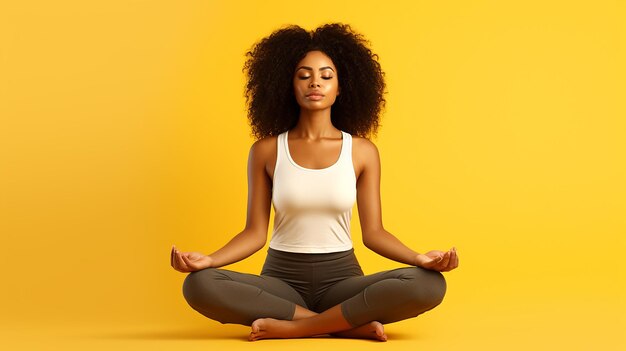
[293,50,340,111]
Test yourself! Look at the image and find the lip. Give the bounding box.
[305,91,325,100]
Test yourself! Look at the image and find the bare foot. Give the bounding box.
[332,321,387,341]
[249,318,298,341]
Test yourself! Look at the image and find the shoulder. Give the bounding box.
[250,134,277,153]
[249,134,279,178]
[351,134,380,180]
[352,135,380,161]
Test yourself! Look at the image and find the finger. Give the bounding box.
[173,249,182,271]
[446,250,457,271]
[172,248,179,271]
[438,251,450,270]
[443,251,453,271]
[181,254,194,270]
[171,246,175,267]
[452,248,459,268]
[176,251,188,272]
[178,252,189,271]
[173,246,180,269]
[432,254,445,269]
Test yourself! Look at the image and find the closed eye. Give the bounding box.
[298,76,333,80]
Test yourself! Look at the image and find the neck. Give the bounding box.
[292,109,338,140]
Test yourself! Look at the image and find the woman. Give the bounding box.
[170,23,459,342]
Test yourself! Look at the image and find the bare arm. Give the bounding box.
[355,139,459,271]
[172,139,272,272]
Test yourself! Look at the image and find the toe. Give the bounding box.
[251,319,262,334]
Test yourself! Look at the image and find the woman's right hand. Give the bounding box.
[171,245,214,273]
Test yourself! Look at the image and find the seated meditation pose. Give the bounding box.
[170,23,459,342]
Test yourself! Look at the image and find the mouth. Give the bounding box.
[305,92,325,100]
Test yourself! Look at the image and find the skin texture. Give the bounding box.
[293,51,340,112]
[171,50,459,341]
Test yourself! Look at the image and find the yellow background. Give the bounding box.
[1,0,624,350]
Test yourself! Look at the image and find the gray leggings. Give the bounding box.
[182,248,446,327]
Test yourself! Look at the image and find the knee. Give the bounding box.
[182,268,222,309]
[405,267,447,310]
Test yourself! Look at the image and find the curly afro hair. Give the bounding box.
[243,23,386,141]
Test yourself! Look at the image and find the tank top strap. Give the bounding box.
[274,131,287,177]
[339,130,351,164]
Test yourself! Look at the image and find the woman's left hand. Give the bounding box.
[415,247,459,272]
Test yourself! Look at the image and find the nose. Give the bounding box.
[309,79,321,88]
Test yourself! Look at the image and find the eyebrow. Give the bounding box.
[296,66,335,72]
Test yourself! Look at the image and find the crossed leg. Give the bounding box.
[248,266,447,341]
[182,268,387,340]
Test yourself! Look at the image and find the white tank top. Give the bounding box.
[269,129,357,253]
